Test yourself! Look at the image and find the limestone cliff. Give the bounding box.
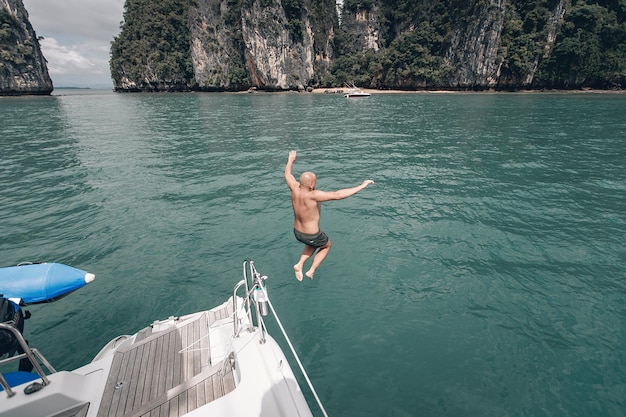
[111,0,624,91]
[337,0,571,90]
[240,1,314,90]
[189,0,244,90]
[452,0,568,89]
[112,0,337,91]
[189,0,319,90]
[338,3,384,53]
[0,0,52,95]
[444,2,506,89]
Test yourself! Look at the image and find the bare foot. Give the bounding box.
[294,265,303,281]
[305,270,314,280]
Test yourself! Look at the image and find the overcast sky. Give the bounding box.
[22,0,125,88]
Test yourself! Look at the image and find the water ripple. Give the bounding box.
[1,91,625,416]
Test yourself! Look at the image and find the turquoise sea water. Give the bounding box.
[1,90,625,417]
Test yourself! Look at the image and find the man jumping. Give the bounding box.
[285,150,374,280]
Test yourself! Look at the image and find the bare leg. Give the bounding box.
[294,245,315,281]
[306,240,332,279]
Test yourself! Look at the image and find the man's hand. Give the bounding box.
[288,150,297,162]
[362,180,374,187]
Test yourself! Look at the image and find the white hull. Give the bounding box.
[344,91,371,98]
[343,83,371,98]
[0,261,319,417]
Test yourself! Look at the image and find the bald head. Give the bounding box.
[299,171,317,190]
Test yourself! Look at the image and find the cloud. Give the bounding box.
[38,37,113,87]
[42,38,99,74]
[24,0,125,42]
[22,0,125,87]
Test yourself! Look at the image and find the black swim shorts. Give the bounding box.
[294,229,329,248]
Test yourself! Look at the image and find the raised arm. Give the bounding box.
[284,150,298,189]
[313,180,374,202]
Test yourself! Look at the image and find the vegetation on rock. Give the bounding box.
[110,0,195,91]
[109,0,626,91]
[0,3,53,95]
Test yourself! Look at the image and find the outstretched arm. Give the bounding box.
[314,180,374,201]
[284,150,298,189]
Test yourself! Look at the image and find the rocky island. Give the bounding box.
[0,0,52,96]
[110,0,625,92]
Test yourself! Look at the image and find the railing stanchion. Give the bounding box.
[0,322,52,398]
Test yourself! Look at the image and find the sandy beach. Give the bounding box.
[310,87,625,94]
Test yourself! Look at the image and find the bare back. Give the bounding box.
[291,186,322,234]
[285,151,373,235]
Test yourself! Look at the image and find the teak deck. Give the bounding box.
[96,301,235,417]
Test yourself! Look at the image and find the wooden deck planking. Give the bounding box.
[196,373,206,409]
[124,343,144,414]
[208,299,234,323]
[158,402,168,417]
[98,342,125,417]
[181,319,193,381]
[167,396,178,417]
[144,332,162,404]
[153,333,166,400]
[139,337,156,405]
[97,308,236,417]
[132,360,235,417]
[114,346,138,417]
[199,313,210,368]
[127,343,148,413]
[171,325,182,388]
[134,344,150,408]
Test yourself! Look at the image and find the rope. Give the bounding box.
[266,295,330,417]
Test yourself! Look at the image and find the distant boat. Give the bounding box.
[0,259,327,417]
[344,83,371,98]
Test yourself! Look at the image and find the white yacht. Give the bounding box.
[0,260,327,417]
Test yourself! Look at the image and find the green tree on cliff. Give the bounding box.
[537,1,626,88]
[109,0,626,91]
[331,0,625,89]
[110,0,195,91]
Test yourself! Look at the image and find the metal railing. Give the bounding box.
[232,259,329,417]
[0,322,55,398]
[233,259,269,340]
